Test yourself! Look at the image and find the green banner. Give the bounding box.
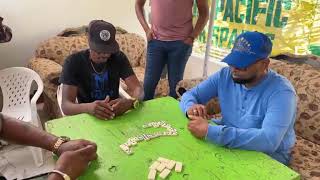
[193,0,320,57]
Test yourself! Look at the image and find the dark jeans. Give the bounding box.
[143,39,192,100]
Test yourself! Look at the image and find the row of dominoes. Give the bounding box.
[143,121,172,129]
[148,157,183,180]
[119,121,178,155]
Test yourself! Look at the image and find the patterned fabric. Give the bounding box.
[116,33,145,67]
[293,64,320,145]
[43,93,63,118]
[35,36,89,65]
[35,33,146,68]
[57,25,88,37]
[132,67,145,83]
[270,61,320,145]
[28,58,62,103]
[269,60,303,88]
[114,26,129,34]
[155,79,169,97]
[28,58,62,84]
[290,136,320,180]
[175,77,206,98]
[139,48,147,68]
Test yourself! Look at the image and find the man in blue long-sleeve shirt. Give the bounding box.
[180,31,297,165]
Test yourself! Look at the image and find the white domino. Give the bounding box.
[148,169,157,180]
[130,141,137,146]
[121,121,179,155]
[158,157,170,163]
[119,144,129,151]
[119,144,133,155]
[149,161,160,170]
[147,157,184,180]
[156,162,166,172]
[175,161,183,172]
[159,168,171,179]
[166,160,176,170]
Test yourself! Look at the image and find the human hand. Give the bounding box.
[187,115,209,139]
[50,145,97,180]
[146,28,156,41]
[187,104,208,119]
[87,96,115,120]
[183,37,194,46]
[109,98,133,116]
[56,139,97,157]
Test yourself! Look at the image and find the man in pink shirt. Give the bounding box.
[135,0,209,100]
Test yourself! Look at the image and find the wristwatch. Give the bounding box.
[129,97,140,109]
[52,136,70,155]
[51,169,71,180]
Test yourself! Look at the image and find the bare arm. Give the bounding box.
[135,0,149,32]
[108,75,143,116]
[135,0,156,41]
[0,114,98,180]
[124,75,144,101]
[48,145,97,180]
[61,84,114,119]
[0,113,57,151]
[190,0,209,39]
[61,84,91,115]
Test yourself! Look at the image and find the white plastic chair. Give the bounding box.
[57,84,65,117]
[57,83,132,116]
[119,82,132,99]
[0,67,44,167]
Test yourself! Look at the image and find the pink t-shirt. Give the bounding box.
[151,0,194,41]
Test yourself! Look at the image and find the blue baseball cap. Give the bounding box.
[222,31,273,69]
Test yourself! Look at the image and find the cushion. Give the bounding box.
[35,36,88,65]
[116,33,145,67]
[270,60,320,144]
[290,136,320,180]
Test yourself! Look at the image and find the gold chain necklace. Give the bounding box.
[90,60,106,75]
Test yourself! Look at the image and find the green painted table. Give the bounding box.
[46,97,300,180]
